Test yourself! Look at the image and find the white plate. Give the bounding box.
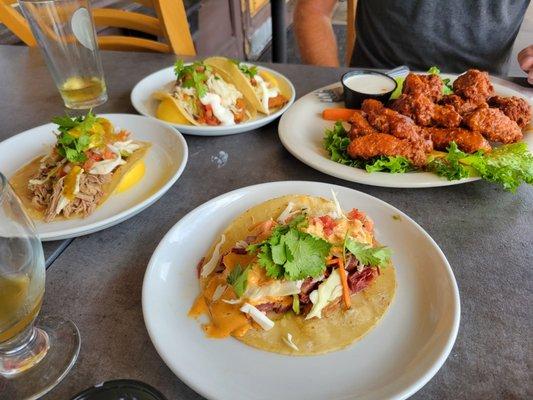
[278,74,533,188]
[143,181,460,400]
[131,66,296,136]
[0,114,188,241]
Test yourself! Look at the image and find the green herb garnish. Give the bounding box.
[226,264,250,298]
[173,60,211,98]
[52,111,97,164]
[231,59,258,78]
[247,215,331,281]
[345,237,392,268]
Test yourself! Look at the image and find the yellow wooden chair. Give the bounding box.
[0,0,196,55]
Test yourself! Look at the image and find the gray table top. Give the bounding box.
[0,45,531,400]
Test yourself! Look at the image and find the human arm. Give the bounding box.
[518,45,533,85]
[294,0,340,67]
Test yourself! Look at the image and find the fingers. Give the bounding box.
[517,45,533,73]
[528,70,533,85]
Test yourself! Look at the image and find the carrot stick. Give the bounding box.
[337,259,351,309]
[322,108,356,121]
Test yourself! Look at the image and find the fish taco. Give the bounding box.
[204,56,291,115]
[154,60,256,126]
[189,193,396,355]
[10,111,150,223]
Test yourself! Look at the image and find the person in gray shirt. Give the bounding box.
[294,0,533,83]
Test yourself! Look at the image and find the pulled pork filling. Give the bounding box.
[29,166,112,222]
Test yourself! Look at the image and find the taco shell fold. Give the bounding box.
[10,141,151,221]
[204,56,292,115]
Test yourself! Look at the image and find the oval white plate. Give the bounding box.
[131,66,296,136]
[0,114,188,241]
[279,75,533,188]
[143,181,460,400]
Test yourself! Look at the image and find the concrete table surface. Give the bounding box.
[0,45,531,400]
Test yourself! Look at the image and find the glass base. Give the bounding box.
[1,316,80,400]
[63,91,108,110]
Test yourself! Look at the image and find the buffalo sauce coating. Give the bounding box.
[188,252,256,338]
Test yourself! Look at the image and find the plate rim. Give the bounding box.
[130,64,296,137]
[0,113,188,241]
[278,77,533,188]
[142,180,461,400]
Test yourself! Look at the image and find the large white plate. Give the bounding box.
[279,74,533,188]
[131,65,296,136]
[0,114,188,241]
[142,181,460,400]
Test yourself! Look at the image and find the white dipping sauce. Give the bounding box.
[343,74,395,94]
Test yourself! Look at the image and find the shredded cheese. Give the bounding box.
[330,189,346,219]
[211,284,226,301]
[240,303,275,331]
[282,333,299,351]
[277,201,295,224]
[200,234,226,277]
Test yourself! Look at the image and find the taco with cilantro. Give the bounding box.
[204,56,291,115]
[188,194,396,355]
[154,59,256,126]
[10,111,150,223]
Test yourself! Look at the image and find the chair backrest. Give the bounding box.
[345,0,357,66]
[0,0,196,55]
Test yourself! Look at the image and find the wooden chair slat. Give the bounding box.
[0,0,194,55]
[92,9,163,37]
[98,35,170,53]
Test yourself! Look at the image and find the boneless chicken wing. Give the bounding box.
[426,127,491,153]
[439,94,486,116]
[362,99,423,143]
[347,133,428,167]
[402,73,443,102]
[348,110,378,139]
[488,96,531,128]
[452,69,494,103]
[392,94,461,128]
[464,108,523,144]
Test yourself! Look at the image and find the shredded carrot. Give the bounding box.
[337,259,351,309]
[326,257,339,265]
[322,108,356,121]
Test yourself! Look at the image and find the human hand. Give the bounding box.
[518,45,533,85]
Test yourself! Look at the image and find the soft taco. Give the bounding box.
[189,194,396,355]
[204,56,291,115]
[10,111,150,223]
[154,60,256,126]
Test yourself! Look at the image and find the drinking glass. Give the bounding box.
[19,0,107,109]
[0,173,80,399]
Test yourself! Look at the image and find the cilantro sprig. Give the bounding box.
[323,122,412,172]
[52,111,96,164]
[231,59,258,78]
[247,214,332,281]
[344,237,392,268]
[227,264,250,298]
[174,60,211,98]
